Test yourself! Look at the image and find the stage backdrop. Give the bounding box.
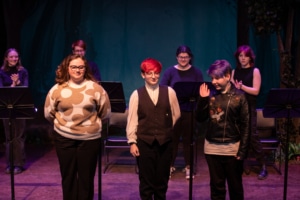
[19,0,279,108]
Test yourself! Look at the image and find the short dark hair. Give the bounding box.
[176,45,193,64]
[72,40,87,50]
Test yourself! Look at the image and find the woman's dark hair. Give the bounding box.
[72,40,87,50]
[176,45,193,64]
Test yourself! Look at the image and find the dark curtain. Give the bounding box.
[1,0,280,108]
[249,28,280,108]
[17,0,237,106]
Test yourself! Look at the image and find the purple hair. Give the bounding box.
[234,45,255,69]
[207,60,232,79]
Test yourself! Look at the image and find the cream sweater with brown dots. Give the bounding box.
[44,80,111,140]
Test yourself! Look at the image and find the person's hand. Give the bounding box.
[234,79,243,90]
[199,83,210,97]
[130,144,140,157]
[10,73,20,87]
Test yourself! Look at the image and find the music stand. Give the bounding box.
[173,81,215,200]
[99,81,126,112]
[97,82,127,200]
[0,87,35,200]
[263,88,300,200]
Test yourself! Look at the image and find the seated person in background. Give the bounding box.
[72,39,101,81]
[160,45,203,179]
[0,48,28,174]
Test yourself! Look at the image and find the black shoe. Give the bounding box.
[5,166,11,174]
[14,166,23,174]
[257,168,268,180]
[244,168,251,175]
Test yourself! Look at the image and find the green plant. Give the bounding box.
[288,142,300,160]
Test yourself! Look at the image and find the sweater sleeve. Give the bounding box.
[44,84,57,123]
[160,67,171,86]
[96,84,111,120]
[19,68,29,86]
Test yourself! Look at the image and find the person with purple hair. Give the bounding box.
[231,45,267,180]
[160,45,203,179]
[195,59,250,199]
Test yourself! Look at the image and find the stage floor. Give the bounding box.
[0,138,300,200]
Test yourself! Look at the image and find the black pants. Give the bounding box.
[54,132,100,200]
[205,154,244,200]
[171,111,192,167]
[137,139,172,200]
[248,104,265,165]
[3,119,26,167]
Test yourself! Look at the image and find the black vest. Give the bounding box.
[136,85,173,145]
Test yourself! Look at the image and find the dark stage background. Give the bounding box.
[1,0,280,108]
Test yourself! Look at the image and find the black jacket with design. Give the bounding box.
[195,83,250,159]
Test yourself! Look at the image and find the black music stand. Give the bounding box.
[97,82,126,200]
[0,87,35,200]
[100,81,126,113]
[173,81,215,200]
[263,88,300,200]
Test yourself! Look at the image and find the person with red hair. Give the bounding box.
[126,58,180,200]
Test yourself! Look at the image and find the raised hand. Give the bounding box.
[199,83,210,97]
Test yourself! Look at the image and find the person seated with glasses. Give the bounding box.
[160,45,203,179]
[72,40,101,81]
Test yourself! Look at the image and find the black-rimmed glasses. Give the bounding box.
[69,65,85,71]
